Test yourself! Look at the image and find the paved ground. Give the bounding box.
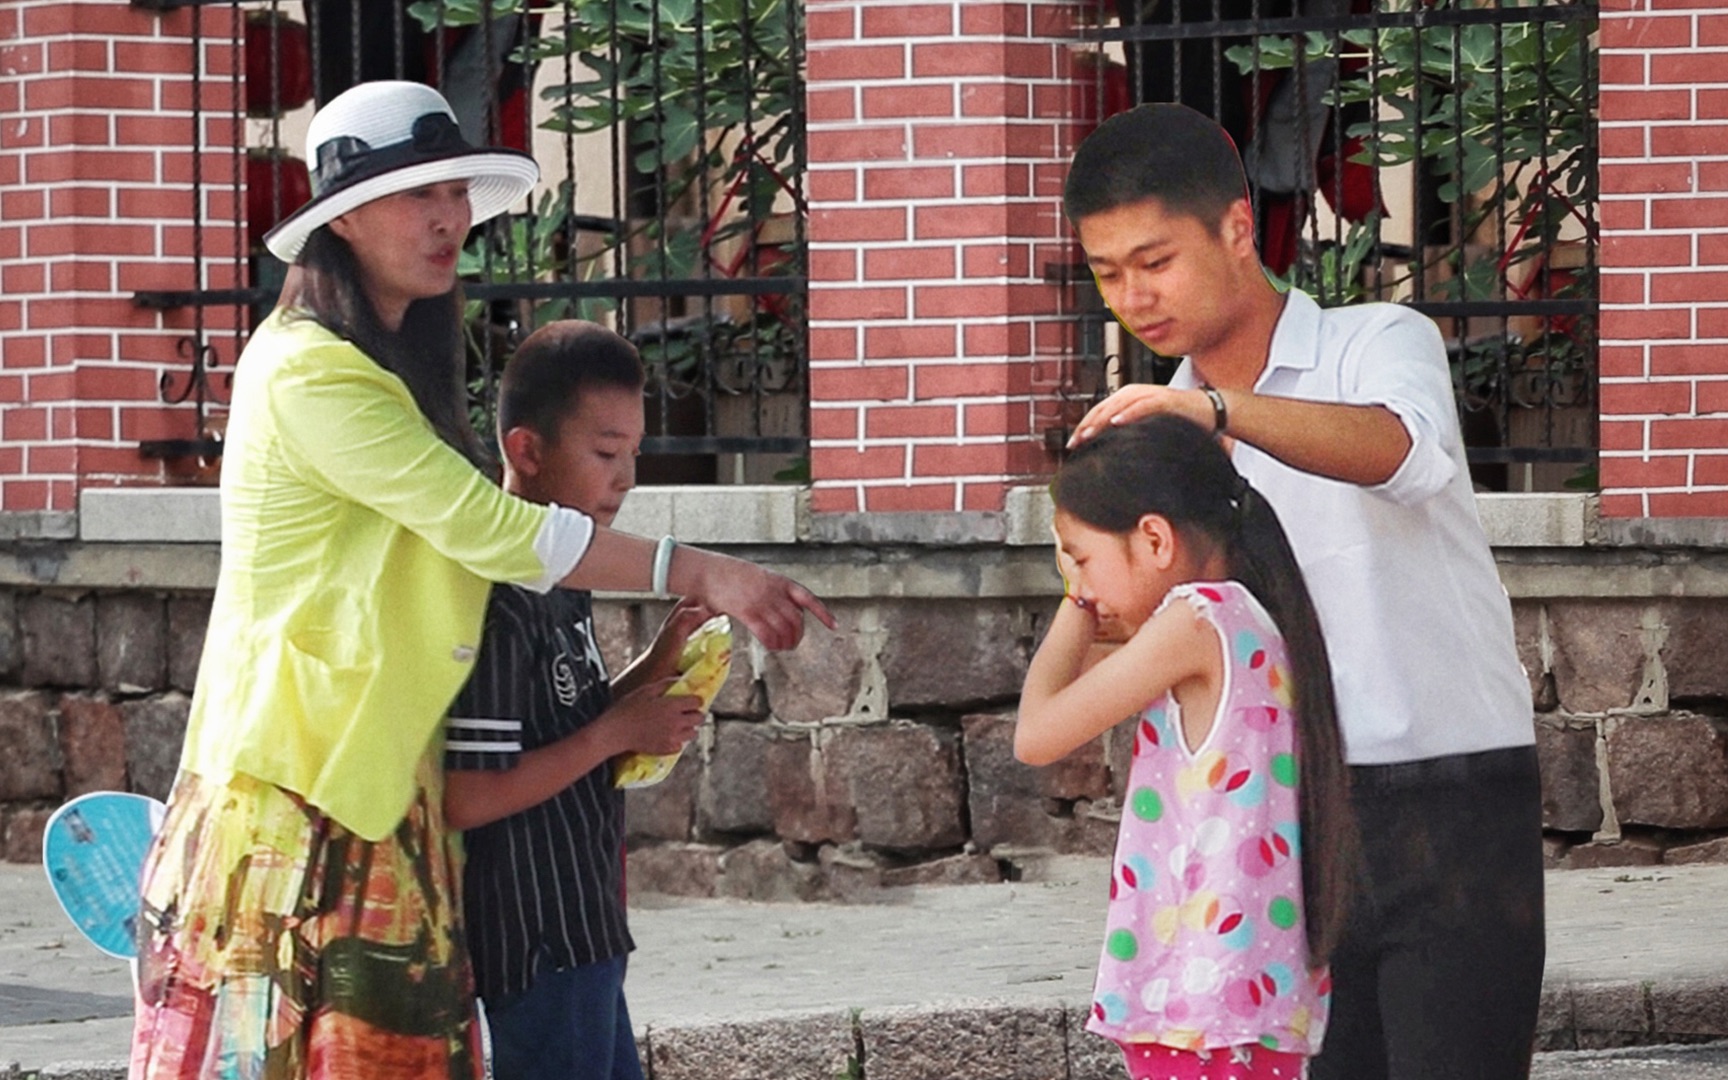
[3,858,1727,1074]
[1532,1044,1728,1079]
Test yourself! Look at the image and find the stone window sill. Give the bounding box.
[34,486,1683,550]
[0,488,1720,598]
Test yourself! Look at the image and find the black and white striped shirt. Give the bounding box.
[444,585,632,1003]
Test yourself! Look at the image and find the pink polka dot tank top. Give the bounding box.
[1086,581,1330,1056]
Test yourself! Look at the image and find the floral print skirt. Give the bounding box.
[129,756,480,1080]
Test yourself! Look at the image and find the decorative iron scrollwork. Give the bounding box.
[138,336,231,463]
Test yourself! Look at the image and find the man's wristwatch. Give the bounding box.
[1200,385,1229,435]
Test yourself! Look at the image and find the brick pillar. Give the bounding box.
[0,2,242,512]
[1597,1,1728,518]
[803,0,1089,514]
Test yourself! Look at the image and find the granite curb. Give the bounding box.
[8,982,1728,1080]
[6,861,1728,1078]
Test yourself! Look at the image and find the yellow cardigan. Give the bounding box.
[179,311,566,841]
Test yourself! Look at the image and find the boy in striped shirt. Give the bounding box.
[444,321,709,1080]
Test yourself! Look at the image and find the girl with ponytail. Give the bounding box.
[1017,414,1357,1080]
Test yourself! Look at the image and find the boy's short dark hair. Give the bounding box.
[499,320,645,442]
[1063,103,1250,233]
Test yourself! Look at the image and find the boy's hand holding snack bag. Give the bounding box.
[613,614,733,788]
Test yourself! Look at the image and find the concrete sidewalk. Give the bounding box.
[3,858,1727,1078]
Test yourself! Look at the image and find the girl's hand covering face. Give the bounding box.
[1052,522,1091,611]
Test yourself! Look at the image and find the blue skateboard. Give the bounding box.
[41,791,166,959]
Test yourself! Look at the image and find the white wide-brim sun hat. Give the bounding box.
[263,80,539,263]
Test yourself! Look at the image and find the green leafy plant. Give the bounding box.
[1229,10,1592,297]
[408,0,809,460]
[407,0,804,309]
[1264,213,1386,307]
[526,0,806,395]
[455,183,620,435]
[1227,2,1596,418]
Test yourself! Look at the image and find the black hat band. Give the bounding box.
[311,111,472,197]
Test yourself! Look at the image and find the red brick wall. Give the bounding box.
[0,3,241,512]
[804,0,1089,513]
[1598,0,1728,518]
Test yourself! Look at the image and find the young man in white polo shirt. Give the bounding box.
[1065,103,1543,1080]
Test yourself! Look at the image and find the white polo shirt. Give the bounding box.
[1171,289,1534,765]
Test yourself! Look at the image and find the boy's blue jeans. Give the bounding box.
[483,954,643,1080]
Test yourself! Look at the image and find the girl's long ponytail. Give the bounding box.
[1228,484,1358,965]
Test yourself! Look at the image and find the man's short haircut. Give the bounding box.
[499,320,645,442]
[1063,103,1250,232]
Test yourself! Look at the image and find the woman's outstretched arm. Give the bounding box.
[561,529,835,653]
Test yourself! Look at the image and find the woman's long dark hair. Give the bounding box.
[1053,415,1358,965]
[285,225,488,466]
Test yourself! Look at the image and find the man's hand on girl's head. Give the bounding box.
[1068,385,1217,448]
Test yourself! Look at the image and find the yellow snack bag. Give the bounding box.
[612,615,732,788]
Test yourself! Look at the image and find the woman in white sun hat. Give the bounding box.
[128,81,833,1080]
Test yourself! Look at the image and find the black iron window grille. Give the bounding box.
[1065,0,1599,492]
[131,0,811,486]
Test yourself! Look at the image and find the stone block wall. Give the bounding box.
[626,590,1728,894]
[0,586,205,860]
[3,561,1727,887]
[1513,596,1728,868]
[614,596,1101,900]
